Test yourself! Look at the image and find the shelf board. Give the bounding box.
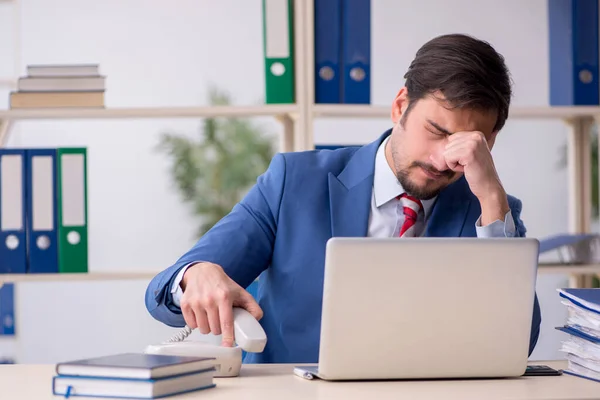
[509,106,600,119]
[0,79,16,88]
[0,104,298,121]
[538,263,600,274]
[312,104,389,118]
[312,104,600,120]
[0,264,596,285]
[2,104,600,121]
[0,271,160,284]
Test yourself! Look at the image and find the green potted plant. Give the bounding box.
[158,86,276,237]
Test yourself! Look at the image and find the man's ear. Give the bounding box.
[391,87,410,124]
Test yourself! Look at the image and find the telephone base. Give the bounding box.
[144,341,243,378]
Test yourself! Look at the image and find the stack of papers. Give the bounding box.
[557,288,600,382]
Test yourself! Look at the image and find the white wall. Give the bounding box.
[0,0,573,363]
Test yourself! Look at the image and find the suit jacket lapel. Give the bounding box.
[328,131,390,237]
[424,176,474,237]
[328,173,373,237]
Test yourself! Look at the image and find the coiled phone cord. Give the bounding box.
[166,326,193,343]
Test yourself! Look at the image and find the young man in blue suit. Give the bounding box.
[146,33,542,362]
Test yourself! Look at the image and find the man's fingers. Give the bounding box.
[238,290,264,321]
[219,303,235,347]
[194,308,210,335]
[181,303,197,329]
[206,306,222,335]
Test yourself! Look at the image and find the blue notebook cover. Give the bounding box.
[56,353,215,379]
[562,367,600,383]
[559,288,600,315]
[556,326,600,344]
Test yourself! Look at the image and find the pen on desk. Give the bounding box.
[293,368,314,380]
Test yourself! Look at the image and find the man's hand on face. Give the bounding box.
[429,131,510,225]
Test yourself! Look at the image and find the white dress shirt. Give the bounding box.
[171,137,516,305]
[368,136,515,238]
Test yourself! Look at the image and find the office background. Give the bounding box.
[0,0,578,363]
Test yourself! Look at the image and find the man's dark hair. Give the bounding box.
[403,33,512,132]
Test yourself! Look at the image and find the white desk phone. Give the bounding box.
[144,307,267,377]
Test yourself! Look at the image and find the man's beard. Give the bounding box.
[396,161,455,200]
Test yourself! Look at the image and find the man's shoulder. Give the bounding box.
[278,146,362,174]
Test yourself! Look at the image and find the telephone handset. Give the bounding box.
[144,307,267,377]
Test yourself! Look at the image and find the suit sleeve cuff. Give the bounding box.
[170,262,198,307]
[475,209,516,238]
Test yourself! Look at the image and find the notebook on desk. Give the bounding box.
[55,353,215,379]
[52,353,217,398]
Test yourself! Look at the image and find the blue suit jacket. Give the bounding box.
[145,130,542,362]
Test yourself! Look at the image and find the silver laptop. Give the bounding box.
[295,237,539,381]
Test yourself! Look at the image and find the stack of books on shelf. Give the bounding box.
[52,353,217,398]
[557,288,600,382]
[9,64,105,109]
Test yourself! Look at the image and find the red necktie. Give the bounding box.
[397,193,423,237]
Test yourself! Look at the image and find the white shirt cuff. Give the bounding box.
[475,209,516,238]
[170,262,198,307]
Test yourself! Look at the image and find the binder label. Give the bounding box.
[1,155,23,231]
[61,154,85,226]
[264,0,290,58]
[32,156,54,231]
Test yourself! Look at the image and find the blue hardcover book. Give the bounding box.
[314,0,342,103]
[25,149,59,273]
[341,0,371,104]
[52,369,216,399]
[548,0,600,105]
[55,353,215,379]
[0,149,27,274]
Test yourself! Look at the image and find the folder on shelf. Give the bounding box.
[539,233,600,264]
[0,283,15,336]
[25,149,59,274]
[0,149,27,274]
[548,0,599,105]
[57,148,88,274]
[262,0,295,104]
[314,0,342,103]
[341,0,371,104]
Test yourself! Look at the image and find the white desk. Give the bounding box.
[0,361,597,400]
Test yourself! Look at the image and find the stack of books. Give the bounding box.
[52,353,217,398]
[557,288,600,382]
[9,64,105,109]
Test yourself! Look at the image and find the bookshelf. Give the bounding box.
[0,271,160,285]
[0,0,598,287]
